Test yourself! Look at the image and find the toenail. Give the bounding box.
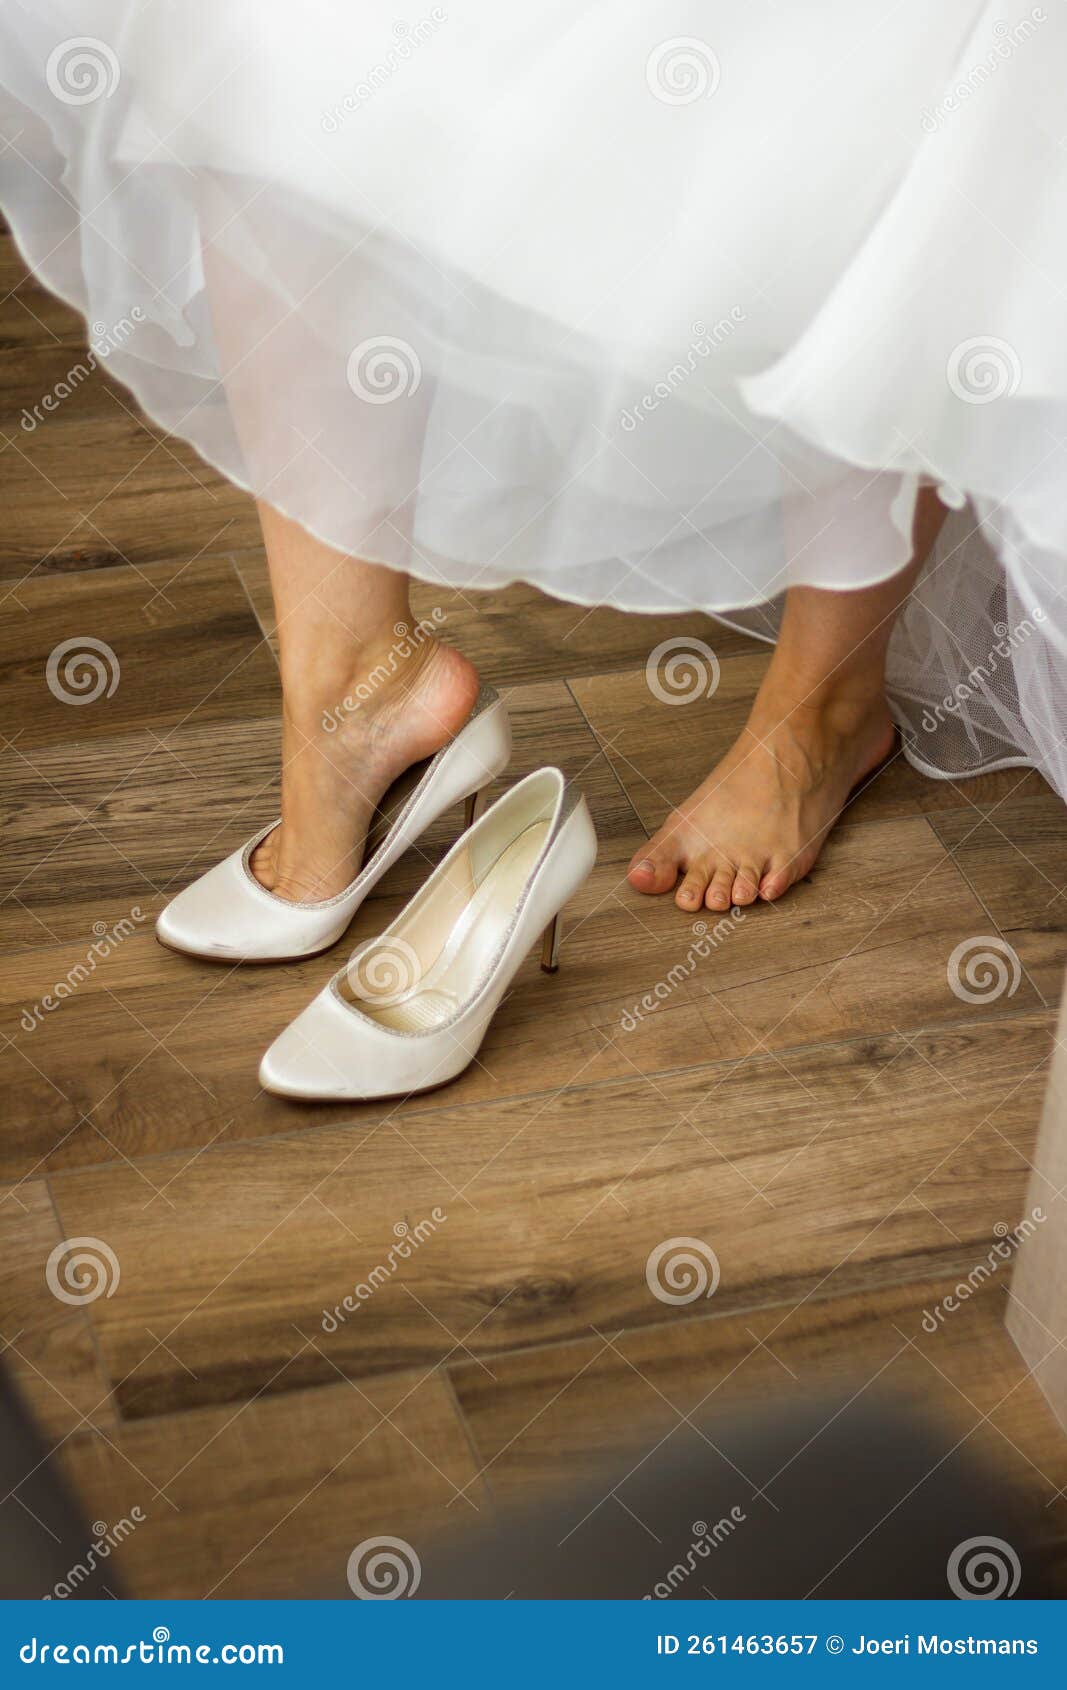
[634,859,655,874]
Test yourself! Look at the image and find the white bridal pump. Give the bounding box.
[259,766,597,1100]
[155,686,512,962]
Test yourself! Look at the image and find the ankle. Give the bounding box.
[754,664,888,735]
[282,627,446,738]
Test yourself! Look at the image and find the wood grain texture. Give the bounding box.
[44,1011,1051,1419]
[0,715,281,953]
[2,804,1043,1182]
[0,232,86,353]
[570,661,1051,829]
[457,1279,1067,1528]
[54,1367,486,1597]
[0,670,634,951]
[930,794,1067,1003]
[0,556,277,751]
[0,1181,116,1440]
[448,1273,1067,1553]
[0,408,258,582]
[0,233,259,580]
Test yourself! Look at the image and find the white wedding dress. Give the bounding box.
[1,0,1064,791]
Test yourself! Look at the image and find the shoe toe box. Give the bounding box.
[155,865,258,958]
[259,992,459,1101]
[156,851,340,961]
[259,1007,364,1099]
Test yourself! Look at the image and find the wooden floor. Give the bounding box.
[3,220,1067,1599]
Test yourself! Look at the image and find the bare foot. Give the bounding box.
[252,634,480,902]
[627,680,894,912]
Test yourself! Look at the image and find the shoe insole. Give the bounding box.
[340,822,551,1033]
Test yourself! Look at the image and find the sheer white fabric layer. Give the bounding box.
[1,0,1065,792]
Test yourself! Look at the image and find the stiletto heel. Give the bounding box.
[464,784,490,830]
[540,913,561,973]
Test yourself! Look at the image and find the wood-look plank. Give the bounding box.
[0,714,281,953]
[339,810,1047,1089]
[0,381,256,575]
[448,1275,1067,1585]
[928,795,1067,1004]
[45,1011,1050,1418]
[570,661,1051,831]
[0,556,277,750]
[0,236,260,578]
[0,798,1037,1182]
[0,797,1031,1180]
[52,1367,486,1598]
[0,1181,116,1440]
[931,789,1067,927]
[0,231,86,352]
[1,342,154,420]
[1,670,635,951]
[0,414,258,581]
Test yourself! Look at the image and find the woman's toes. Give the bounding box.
[250,831,278,891]
[627,849,679,895]
[705,867,735,911]
[758,863,792,901]
[731,866,762,906]
[675,867,709,911]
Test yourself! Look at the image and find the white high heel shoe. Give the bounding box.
[258,767,597,1099]
[155,686,511,962]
